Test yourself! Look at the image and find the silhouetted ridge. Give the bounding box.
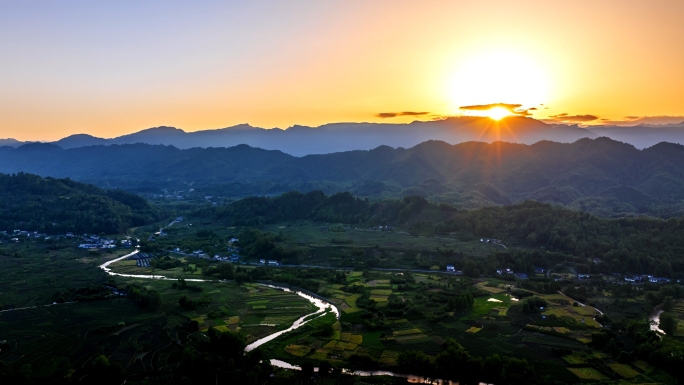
[3,137,684,217]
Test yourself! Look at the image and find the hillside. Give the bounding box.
[2,138,684,216]
[210,191,684,275]
[0,173,160,234]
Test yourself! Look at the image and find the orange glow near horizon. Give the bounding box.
[485,107,513,120]
[447,50,550,112]
[1,1,684,141]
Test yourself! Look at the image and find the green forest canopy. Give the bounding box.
[0,172,160,234]
[213,191,684,275]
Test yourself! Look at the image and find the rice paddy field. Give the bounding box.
[264,272,570,365]
[0,238,317,381]
[2,221,681,384]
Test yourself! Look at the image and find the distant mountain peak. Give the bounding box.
[34,116,684,155]
[137,126,186,133]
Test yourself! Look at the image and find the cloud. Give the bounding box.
[548,114,599,122]
[515,109,534,116]
[376,111,430,118]
[594,116,684,126]
[459,103,522,111]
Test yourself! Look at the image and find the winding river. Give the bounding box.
[648,308,666,334]
[99,251,487,384]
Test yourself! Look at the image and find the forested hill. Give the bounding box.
[4,137,684,216]
[213,191,683,275]
[0,173,161,234]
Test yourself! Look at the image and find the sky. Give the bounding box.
[1,0,684,141]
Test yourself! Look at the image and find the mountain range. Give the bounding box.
[2,137,684,217]
[3,117,684,156]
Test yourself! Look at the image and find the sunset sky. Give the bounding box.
[2,0,684,141]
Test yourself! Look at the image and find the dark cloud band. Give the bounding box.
[459,103,522,111]
[376,111,430,118]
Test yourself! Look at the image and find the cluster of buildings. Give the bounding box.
[214,254,240,262]
[480,238,503,244]
[151,190,187,201]
[78,235,117,249]
[495,268,529,279]
[1,229,51,242]
[104,285,129,297]
[624,275,671,284]
[0,230,127,249]
[374,225,394,231]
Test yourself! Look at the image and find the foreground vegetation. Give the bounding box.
[0,173,161,234]
[2,187,684,384]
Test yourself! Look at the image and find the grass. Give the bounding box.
[379,350,399,366]
[567,367,610,380]
[609,363,641,378]
[370,289,392,296]
[465,326,482,333]
[360,331,385,349]
[310,349,329,360]
[393,328,422,336]
[523,336,585,349]
[562,354,586,365]
[343,294,361,313]
[284,344,311,357]
[466,293,515,318]
[632,360,654,373]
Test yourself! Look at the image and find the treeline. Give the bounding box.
[433,201,684,275]
[213,191,684,274]
[589,319,683,377]
[395,339,535,384]
[213,190,440,226]
[0,172,161,234]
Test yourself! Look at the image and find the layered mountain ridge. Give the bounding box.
[4,117,684,155]
[2,137,684,217]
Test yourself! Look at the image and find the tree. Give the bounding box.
[19,363,32,382]
[659,312,678,336]
[93,354,110,370]
[142,289,163,310]
[235,272,249,285]
[655,260,673,277]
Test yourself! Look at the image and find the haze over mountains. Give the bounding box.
[3,136,684,218]
[3,117,684,155]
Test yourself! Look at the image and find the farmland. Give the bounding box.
[115,216,684,384]
[0,237,317,383]
[2,208,684,384]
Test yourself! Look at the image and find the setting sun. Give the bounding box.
[485,106,512,120]
[448,50,550,115]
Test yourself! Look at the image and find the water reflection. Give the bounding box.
[101,253,487,384]
[270,359,489,385]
